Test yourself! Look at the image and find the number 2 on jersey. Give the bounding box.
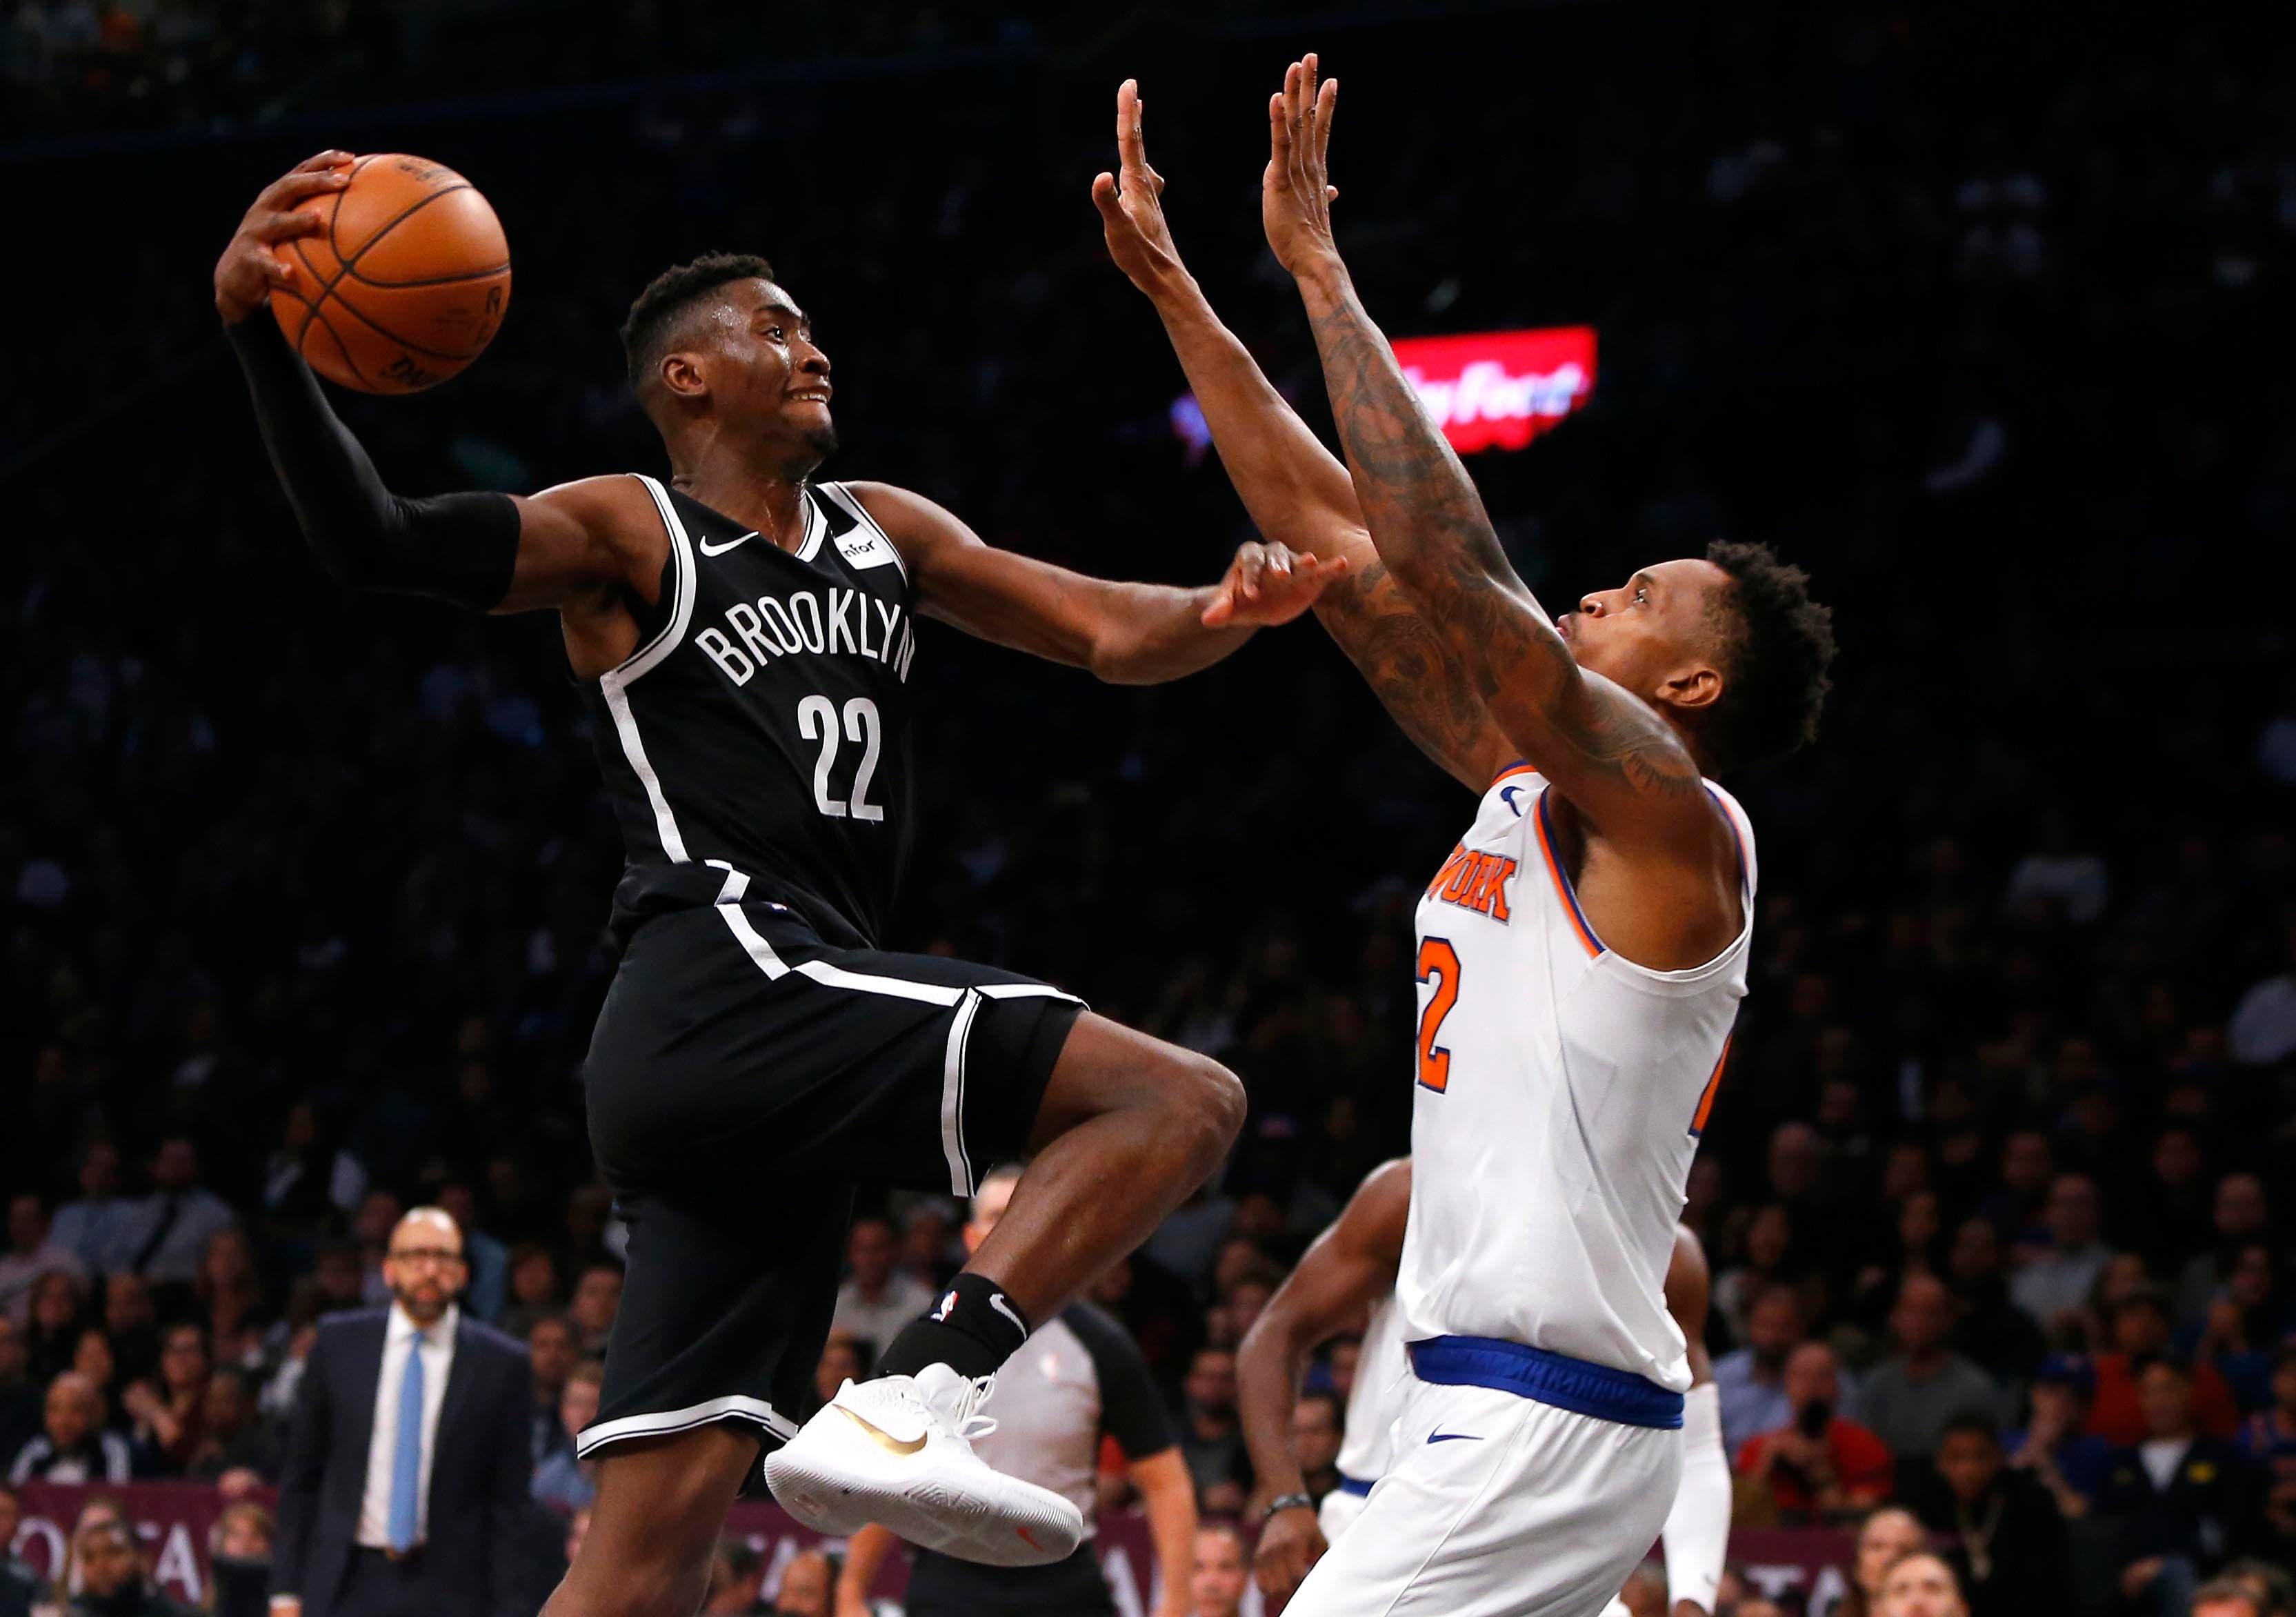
[1416,937,1461,1093]
[797,695,884,822]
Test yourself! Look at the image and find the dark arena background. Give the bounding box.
[4,6,2295,1617]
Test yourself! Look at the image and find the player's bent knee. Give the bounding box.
[1171,1052,1246,1169]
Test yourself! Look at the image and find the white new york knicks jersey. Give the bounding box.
[1335,1292,1410,1484]
[1395,766,1754,1394]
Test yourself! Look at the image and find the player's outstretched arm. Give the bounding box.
[1264,60,1716,850]
[1092,80,1510,790]
[217,155,649,618]
[846,481,1339,685]
[1235,1158,1410,1603]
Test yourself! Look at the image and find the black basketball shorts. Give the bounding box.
[573,877,1084,1459]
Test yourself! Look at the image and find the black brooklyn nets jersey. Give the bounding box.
[582,475,917,946]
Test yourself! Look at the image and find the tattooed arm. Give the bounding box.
[1090,78,1511,788]
[1261,57,1719,852]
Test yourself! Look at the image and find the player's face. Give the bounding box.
[1553,557,1729,719]
[705,279,835,454]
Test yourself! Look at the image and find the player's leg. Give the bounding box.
[879,1011,1244,1368]
[539,1427,755,1617]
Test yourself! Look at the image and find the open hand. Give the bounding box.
[1091,79,1188,298]
[1204,541,1348,628]
[214,150,353,324]
[1263,54,1341,277]
[1253,1502,1329,1603]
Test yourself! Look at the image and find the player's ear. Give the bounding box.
[659,349,709,403]
[1656,662,1722,715]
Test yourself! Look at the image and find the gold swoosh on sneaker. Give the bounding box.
[834,1405,927,1456]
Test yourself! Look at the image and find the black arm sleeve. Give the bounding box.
[1065,1303,1179,1460]
[226,314,521,610]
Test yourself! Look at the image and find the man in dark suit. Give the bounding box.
[272,1207,534,1617]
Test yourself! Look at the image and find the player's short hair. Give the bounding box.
[620,251,779,388]
[1698,540,1835,770]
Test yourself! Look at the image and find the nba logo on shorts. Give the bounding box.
[932,1290,958,1322]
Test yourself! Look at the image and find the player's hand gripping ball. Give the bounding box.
[268,152,512,394]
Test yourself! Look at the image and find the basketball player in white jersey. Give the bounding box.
[1238,1160,1732,1616]
[1094,59,1832,1614]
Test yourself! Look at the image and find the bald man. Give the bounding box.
[274,1209,535,1617]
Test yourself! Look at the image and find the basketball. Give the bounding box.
[269,152,511,395]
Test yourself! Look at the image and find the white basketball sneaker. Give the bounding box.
[763,1362,1084,1567]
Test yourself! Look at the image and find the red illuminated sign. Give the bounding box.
[1392,326,1597,454]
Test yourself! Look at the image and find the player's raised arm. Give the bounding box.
[844,481,1340,686]
[1263,60,1719,851]
[1235,1158,1410,1603]
[1092,81,1511,790]
[217,155,651,618]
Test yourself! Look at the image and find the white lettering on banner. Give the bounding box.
[1404,360,1589,436]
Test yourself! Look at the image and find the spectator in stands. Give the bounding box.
[526,1316,577,1465]
[2216,1559,2296,1616]
[2090,1291,2242,1445]
[1713,1204,1800,1342]
[1944,1218,2045,1387]
[121,1322,210,1474]
[1186,1522,1249,1617]
[1733,1342,1893,1525]
[1910,1411,2064,1615]
[2010,1173,2110,1331]
[24,1271,87,1384]
[101,1276,158,1389]
[121,1139,237,1289]
[564,1262,621,1359]
[813,1331,866,1406]
[1290,1391,1344,1505]
[768,1547,831,1617]
[194,1230,269,1371]
[0,1324,34,1462]
[66,1518,192,1617]
[208,1500,276,1617]
[2175,1174,2273,1327]
[529,1360,601,1513]
[499,1246,562,1342]
[434,1186,507,1325]
[8,1371,131,1484]
[1,1483,46,1617]
[1874,1550,1968,1617]
[1,1194,86,1325]
[1179,1348,1249,1514]
[827,1216,932,1360]
[2192,1244,2292,1411]
[1860,1274,2008,1458]
[1833,1506,1926,1617]
[2192,1577,2268,1617]
[699,1539,760,1616]
[2228,924,2296,1068]
[188,1368,275,1481]
[50,1145,135,1280]
[2243,1344,2296,1547]
[71,1330,117,1407]
[1713,1284,1808,1455]
[1979,1132,2053,1245]
[2098,1358,2257,1616]
[2005,1353,2111,1518]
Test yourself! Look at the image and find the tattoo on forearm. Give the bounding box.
[1304,277,1704,803]
[1315,557,1499,785]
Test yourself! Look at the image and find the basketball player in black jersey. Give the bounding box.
[216,153,1346,1606]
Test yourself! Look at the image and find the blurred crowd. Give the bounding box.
[5,3,2296,1616]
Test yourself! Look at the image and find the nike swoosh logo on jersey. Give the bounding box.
[696,530,760,557]
[833,1405,928,1456]
[1499,786,1528,815]
[1427,1430,1484,1443]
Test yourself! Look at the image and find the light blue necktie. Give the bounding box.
[386,1330,426,1552]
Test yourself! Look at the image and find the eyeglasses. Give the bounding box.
[387,1248,467,1267]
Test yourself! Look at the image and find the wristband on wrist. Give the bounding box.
[1263,1491,1314,1520]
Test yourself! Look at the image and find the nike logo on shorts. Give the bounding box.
[1427,1430,1483,1443]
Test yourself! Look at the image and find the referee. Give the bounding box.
[835,1166,1197,1617]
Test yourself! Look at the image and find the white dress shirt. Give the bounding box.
[357,1302,458,1548]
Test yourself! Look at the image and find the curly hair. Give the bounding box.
[618,251,777,388]
[1699,539,1836,769]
